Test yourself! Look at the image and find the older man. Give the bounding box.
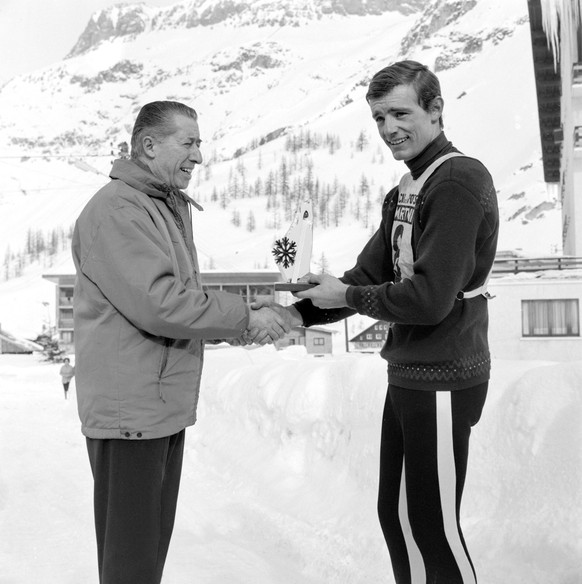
[72,100,288,584]
[257,61,499,583]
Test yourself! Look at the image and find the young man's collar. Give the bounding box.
[406,132,452,179]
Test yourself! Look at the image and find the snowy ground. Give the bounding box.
[0,348,581,584]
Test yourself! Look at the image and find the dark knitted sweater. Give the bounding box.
[295,133,499,390]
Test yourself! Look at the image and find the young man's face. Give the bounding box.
[149,114,203,189]
[368,83,443,162]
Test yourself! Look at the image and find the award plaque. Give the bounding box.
[272,199,316,292]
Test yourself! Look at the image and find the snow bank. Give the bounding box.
[0,350,580,583]
[190,349,582,584]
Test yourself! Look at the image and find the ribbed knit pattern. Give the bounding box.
[388,352,491,385]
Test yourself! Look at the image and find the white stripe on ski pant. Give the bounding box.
[436,391,477,584]
[398,468,426,583]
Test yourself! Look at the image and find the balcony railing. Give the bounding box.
[492,256,582,275]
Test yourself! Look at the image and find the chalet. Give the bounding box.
[349,320,389,352]
[276,326,334,355]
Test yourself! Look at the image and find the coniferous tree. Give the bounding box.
[3,246,11,280]
[356,130,368,152]
[246,211,256,232]
[254,176,263,198]
[316,252,330,274]
[279,158,291,218]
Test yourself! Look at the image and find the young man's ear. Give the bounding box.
[430,96,444,121]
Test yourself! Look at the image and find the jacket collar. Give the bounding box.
[110,159,204,211]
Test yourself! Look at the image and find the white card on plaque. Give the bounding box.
[272,200,313,290]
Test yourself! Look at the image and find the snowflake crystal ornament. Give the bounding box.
[272,236,297,269]
[272,200,313,286]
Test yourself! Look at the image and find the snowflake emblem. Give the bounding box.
[272,236,297,269]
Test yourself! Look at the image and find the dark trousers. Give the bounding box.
[378,383,488,584]
[86,430,185,584]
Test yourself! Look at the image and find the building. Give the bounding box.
[275,326,334,355]
[42,270,334,354]
[42,273,75,345]
[488,271,581,362]
[349,320,390,352]
[346,260,582,362]
[528,0,582,255]
[42,271,285,347]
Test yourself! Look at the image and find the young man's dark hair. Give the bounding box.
[366,60,444,129]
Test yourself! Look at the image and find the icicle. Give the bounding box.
[540,0,582,67]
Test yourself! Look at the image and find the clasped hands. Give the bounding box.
[230,273,349,346]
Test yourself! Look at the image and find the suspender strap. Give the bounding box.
[457,270,494,300]
[414,153,494,302]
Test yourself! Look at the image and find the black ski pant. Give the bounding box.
[378,383,487,584]
[86,430,185,584]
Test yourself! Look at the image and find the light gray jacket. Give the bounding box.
[72,159,249,439]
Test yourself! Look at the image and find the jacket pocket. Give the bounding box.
[157,338,172,402]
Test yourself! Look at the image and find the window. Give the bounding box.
[59,286,74,306]
[522,299,580,337]
[313,337,325,346]
[60,331,74,344]
[375,333,383,339]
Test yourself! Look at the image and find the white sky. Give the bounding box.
[0,0,178,85]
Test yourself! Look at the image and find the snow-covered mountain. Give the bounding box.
[0,0,560,287]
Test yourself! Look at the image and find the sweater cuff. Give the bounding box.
[346,283,392,320]
[345,285,359,309]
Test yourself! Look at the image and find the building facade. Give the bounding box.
[349,321,390,352]
[488,274,581,361]
[42,271,334,354]
[275,326,334,355]
[528,0,582,255]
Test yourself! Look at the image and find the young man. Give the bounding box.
[258,61,499,583]
[72,101,289,584]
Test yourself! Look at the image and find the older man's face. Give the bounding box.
[150,114,203,189]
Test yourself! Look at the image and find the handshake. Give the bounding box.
[228,273,348,346]
[230,299,303,346]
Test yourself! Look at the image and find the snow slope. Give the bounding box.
[0,350,580,583]
[0,0,563,298]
